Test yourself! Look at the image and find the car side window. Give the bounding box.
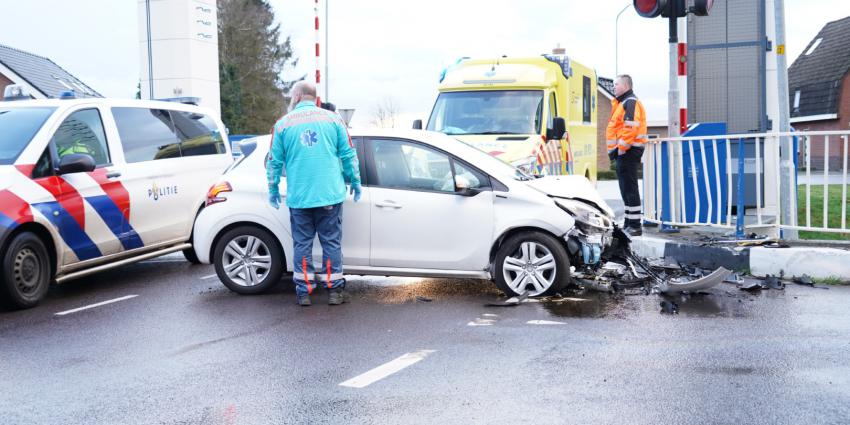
[112,107,182,163]
[171,111,226,157]
[52,108,110,166]
[371,139,454,193]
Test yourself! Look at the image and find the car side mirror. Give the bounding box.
[57,154,96,175]
[455,175,481,197]
[412,119,423,130]
[546,117,566,140]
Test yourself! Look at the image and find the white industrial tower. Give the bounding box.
[138,0,220,116]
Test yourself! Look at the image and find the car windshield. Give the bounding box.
[426,90,543,136]
[0,107,56,165]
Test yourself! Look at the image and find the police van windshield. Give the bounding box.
[426,90,543,136]
[0,107,56,165]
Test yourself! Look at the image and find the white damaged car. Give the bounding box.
[192,129,623,297]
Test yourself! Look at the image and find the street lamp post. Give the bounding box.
[615,3,631,77]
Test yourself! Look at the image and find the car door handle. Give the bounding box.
[375,201,402,209]
[106,171,122,179]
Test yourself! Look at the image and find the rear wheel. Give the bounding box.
[493,231,570,297]
[1,232,51,309]
[213,226,283,294]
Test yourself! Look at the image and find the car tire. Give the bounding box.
[493,231,570,297]
[213,226,283,295]
[1,232,51,309]
[182,248,202,264]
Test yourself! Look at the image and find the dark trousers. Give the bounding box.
[615,147,644,229]
[289,203,345,297]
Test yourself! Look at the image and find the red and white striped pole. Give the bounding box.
[677,17,688,135]
[314,0,322,106]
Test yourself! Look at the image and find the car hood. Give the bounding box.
[524,175,615,218]
[452,134,540,164]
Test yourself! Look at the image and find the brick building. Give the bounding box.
[788,16,850,170]
[0,43,100,99]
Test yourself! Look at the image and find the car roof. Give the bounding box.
[0,98,218,116]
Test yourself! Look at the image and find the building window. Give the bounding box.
[805,38,823,56]
[793,90,801,109]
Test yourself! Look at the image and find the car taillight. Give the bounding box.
[206,181,232,206]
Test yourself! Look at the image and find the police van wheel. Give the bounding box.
[1,232,51,310]
[213,226,283,295]
[182,248,202,264]
[493,231,570,297]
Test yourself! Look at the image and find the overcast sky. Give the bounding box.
[1,0,848,128]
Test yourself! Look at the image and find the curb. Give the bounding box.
[630,236,850,280]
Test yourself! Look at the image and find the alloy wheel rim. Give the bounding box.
[13,247,41,295]
[221,236,273,287]
[502,241,557,296]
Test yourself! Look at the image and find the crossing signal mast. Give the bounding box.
[633,0,713,232]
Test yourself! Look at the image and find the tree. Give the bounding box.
[218,0,298,134]
[371,97,399,128]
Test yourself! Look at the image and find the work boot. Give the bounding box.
[625,226,643,237]
[328,288,347,305]
[297,294,312,306]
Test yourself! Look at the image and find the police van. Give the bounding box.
[0,86,231,309]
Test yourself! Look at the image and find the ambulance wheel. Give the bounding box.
[182,248,201,264]
[1,232,51,309]
[213,226,283,295]
[493,231,570,297]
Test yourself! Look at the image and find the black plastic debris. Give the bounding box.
[793,275,814,287]
[415,296,433,303]
[660,300,679,314]
[739,279,764,292]
[486,290,529,307]
[762,275,785,290]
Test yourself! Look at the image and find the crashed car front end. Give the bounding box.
[553,196,617,268]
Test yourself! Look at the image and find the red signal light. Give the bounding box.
[634,0,667,18]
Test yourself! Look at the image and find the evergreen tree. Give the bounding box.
[218,0,298,134]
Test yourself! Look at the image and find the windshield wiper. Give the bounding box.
[472,131,524,135]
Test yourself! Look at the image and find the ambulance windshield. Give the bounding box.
[427,90,543,136]
[0,107,56,165]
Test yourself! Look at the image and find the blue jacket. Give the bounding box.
[267,101,361,209]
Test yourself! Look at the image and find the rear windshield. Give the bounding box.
[0,107,56,165]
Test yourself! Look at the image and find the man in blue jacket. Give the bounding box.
[267,81,361,306]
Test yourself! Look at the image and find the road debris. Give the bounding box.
[487,290,529,307]
[660,300,679,314]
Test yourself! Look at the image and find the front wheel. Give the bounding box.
[493,231,570,297]
[1,232,52,309]
[213,226,283,294]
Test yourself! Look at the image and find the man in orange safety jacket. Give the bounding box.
[606,74,648,236]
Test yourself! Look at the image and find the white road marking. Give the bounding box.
[55,295,139,316]
[339,350,436,388]
[527,320,567,326]
[467,318,496,326]
[482,313,499,318]
[200,274,218,280]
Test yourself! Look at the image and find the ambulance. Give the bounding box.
[0,86,231,309]
[418,52,598,181]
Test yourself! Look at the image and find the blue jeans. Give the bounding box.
[289,203,345,297]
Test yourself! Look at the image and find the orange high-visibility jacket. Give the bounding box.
[606,91,648,155]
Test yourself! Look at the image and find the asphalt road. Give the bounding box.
[2,254,849,425]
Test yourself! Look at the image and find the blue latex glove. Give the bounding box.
[349,183,362,202]
[268,188,281,209]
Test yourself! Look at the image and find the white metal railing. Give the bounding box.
[641,130,850,239]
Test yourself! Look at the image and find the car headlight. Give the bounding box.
[511,156,537,174]
[554,198,611,229]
